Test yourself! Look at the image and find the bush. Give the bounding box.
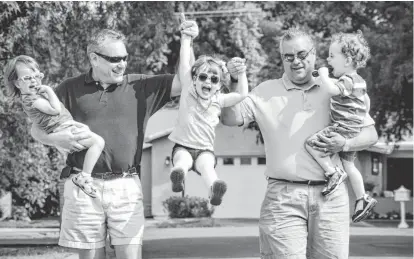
[163,195,215,218]
[0,90,65,220]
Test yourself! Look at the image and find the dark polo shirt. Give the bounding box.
[55,70,173,175]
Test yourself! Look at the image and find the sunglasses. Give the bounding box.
[282,47,314,63]
[94,52,129,63]
[17,73,44,83]
[197,73,220,84]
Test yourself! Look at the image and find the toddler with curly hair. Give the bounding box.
[305,30,377,222]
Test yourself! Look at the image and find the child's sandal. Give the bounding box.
[72,173,97,198]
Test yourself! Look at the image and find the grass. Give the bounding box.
[0,246,72,259]
[0,218,59,229]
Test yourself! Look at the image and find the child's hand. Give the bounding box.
[227,57,246,78]
[318,67,330,77]
[179,13,198,38]
[37,85,52,93]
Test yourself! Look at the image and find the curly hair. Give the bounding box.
[3,55,40,99]
[331,30,371,69]
[190,55,230,90]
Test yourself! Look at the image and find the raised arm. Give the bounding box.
[218,58,248,108]
[220,58,248,126]
[171,13,198,97]
[32,85,62,115]
[318,67,341,96]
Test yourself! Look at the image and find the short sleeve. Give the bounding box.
[240,94,257,126]
[363,94,375,127]
[143,74,174,117]
[335,75,354,97]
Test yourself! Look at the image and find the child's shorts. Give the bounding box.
[172,143,217,175]
[309,124,359,162]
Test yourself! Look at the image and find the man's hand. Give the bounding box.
[227,57,247,79]
[32,121,91,153]
[311,131,346,157]
[179,13,198,38]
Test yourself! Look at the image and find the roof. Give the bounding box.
[367,141,413,154]
[144,108,177,143]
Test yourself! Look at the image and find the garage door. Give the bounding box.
[185,156,268,218]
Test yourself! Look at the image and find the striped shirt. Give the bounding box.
[330,73,367,134]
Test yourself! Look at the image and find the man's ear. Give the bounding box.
[89,53,98,67]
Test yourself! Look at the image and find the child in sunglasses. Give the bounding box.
[305,30,377,222]
[168,15,248,206]
[4,55,105,198]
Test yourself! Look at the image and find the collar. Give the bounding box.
[84,69,123,89]
[282,73,319,92]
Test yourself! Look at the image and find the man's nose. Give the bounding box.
[118,60,127,68]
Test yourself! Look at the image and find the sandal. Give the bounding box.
[72,172,97,198]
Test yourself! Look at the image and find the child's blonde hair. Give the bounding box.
[191,55,230,90]
[3,55,40,99]
[332,30,371,69]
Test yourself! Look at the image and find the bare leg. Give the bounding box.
[342,160,365,200]
[77,132,105,174]
[305,141,336,176]
[77,248,106,259]
[170,149,193,192]
[114,244,142,259]
[195,152,226,206]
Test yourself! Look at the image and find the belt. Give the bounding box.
[267,177,326,186]
[68,166,140,180]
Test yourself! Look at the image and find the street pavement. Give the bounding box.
[0,223,412,258]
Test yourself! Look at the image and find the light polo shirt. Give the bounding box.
[240,73,374,181]
[55,69,173,175]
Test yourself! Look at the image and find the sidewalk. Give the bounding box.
[0,222,412,245]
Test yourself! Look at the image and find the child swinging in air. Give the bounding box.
[168,14,248,206]
[4,55,105,198]
[306,30,377,222]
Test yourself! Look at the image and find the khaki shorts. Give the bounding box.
[259,178,350,259]
[59,174,145,249]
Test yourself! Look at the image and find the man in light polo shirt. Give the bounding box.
[31,21,198,259]
[222,28,378,258]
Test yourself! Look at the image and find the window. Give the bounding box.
[258,157,266,165]
[240,157,252,165]
[387,158,413,196]
[223,157,234,165]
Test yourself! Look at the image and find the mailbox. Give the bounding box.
[394,185,411,202]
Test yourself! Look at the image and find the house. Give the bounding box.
[142,108,413,218]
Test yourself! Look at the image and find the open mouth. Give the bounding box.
[201,86,211,94]
[292,66,304,72]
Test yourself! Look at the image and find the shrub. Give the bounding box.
[163,195,215,218]
[0,90,65,220]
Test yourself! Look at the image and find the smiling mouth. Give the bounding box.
[201,86,211,93]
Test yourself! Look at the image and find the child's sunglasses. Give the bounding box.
[197,73,220,84]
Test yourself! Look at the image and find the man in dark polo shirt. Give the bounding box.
[31,22,198,259]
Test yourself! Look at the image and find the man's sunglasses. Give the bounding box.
[197,73,220,84]
[94,52,128,63]
[282,47,314,63]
